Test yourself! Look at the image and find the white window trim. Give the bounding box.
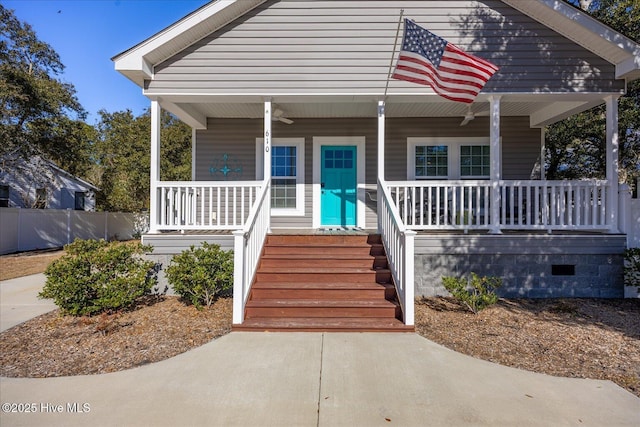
[256,137,305,217]
[407,137,498,180]
[312,136,366,229]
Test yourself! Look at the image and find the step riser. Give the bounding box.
[266,235,381,245]
[263,246,385,256]
[259,259,387,269]
[255,272,391,283]
[245,307,398,318]
[251,289,386,300]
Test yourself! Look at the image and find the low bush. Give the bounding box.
[624,248,640,291]
[165,242,233,309]
[40,239,157,316]
[442,273,502,314]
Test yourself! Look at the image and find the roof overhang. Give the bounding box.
[147,92,620,130]
[502,0,640,81]
[112,0,267,87]
[114,0,638,129]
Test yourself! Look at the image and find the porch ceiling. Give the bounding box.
[156,92,610,130]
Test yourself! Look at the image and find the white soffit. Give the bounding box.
[113,0,266,86]
[502,0,640,80]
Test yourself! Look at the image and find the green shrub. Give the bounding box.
[165,242,233,309]
[624,248,640,291]
[442,273,502,314]
[39,239,157,316]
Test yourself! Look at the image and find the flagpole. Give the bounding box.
[383,9,404,99]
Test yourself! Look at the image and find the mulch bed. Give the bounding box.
[0,296,232,377]
[414,297,640,397]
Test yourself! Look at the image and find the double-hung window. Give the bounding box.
[271,146,297,209]
[408,137,492,180]
[0,185,9,207]
[415,145,448,178]
[257,138,305,216]
[74,191,86,210]
[460,145,490,178]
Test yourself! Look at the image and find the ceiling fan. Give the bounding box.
[273,109,294,125]
[459,104,489,126]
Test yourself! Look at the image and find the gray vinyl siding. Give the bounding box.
[195,116,539,227]
[148,0,623,96]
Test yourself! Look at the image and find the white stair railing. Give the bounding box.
[378,178,415,326]
[232,180,270,325]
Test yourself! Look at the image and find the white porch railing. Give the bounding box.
[232,180,270,325]
[386,179,611,231]
[156,181,262,230]
[378,179,415,326]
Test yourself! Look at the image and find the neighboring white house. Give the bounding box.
[113,0,640,327]
[0,156,97,211]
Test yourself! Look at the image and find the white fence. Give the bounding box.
[628,198,640,248]
[620,183,640,249]
[0,208,143,255]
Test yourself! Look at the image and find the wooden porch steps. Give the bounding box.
[233,234,414,332]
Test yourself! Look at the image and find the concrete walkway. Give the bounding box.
[0,274,56,332]
[1,277,639,426]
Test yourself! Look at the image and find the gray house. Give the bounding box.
[114,0,640,330]
[0,156,97,211]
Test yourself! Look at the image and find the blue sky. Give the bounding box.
[4,0,209,124]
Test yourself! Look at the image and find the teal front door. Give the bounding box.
[321,146,357,226]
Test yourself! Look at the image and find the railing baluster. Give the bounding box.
[233,186,237,226]
[241,186,245,224]
[160,187,166,227]
[575,186,580,226]
[600,185,607,226]
[411,186,416,225]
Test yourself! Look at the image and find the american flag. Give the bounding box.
[391,19,499,103]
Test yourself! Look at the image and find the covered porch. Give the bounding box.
[147,94,624,234]
[143,93,629,328]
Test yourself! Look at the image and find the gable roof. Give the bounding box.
[113,0,640,87]
[113,0,267,86]
[1,155,99,192]
[502,0,640,81]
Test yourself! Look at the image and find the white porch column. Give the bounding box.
[489,95,502,234]
[191,128,197,181]
[606,95,620,233]
[149,100,161,234]
[263,100,272,231]
[540,127,546,180]
[377,101,386,180]
[378,101,386,232]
